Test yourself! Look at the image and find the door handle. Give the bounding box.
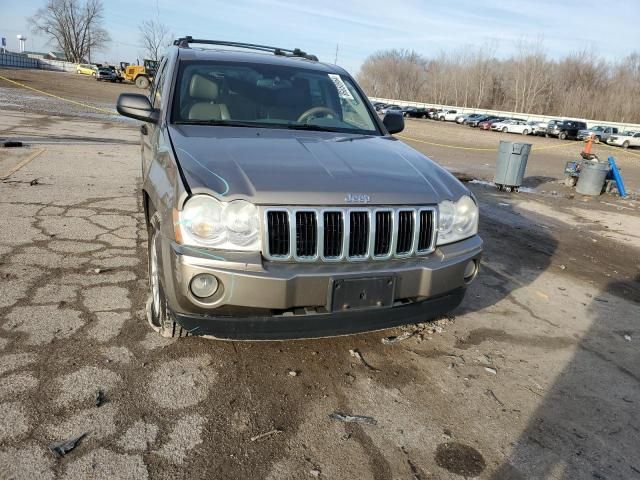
[140,124,148,135]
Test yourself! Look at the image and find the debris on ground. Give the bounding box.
[95,389,105,407]
[92,268,114,274]
[2,140,23,148]
[624,334,632,342]
[288,370,298,377]
[484,367,497,375]
[381,330,415,344]
[349,349,380,372]
[29,178,39,186]
[250,429,283,442]
[310,468,321,477]
[329,412,378,425]
[485,389,504,406]
[48,433,87,457]
[559,264,567,270]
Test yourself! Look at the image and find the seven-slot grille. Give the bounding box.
[264,207,436,261]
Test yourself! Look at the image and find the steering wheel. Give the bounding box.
[297,106,337,124]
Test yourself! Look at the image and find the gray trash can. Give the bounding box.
[576,161,609,196]
[494,141,532,192]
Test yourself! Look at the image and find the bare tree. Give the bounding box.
[139,19,170,62]
[29,0,110,63]
[357,43,640,122]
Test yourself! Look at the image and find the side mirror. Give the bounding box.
[383,112,404,134]
[116,93,158,123]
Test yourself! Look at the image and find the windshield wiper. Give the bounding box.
[174,120,262,128]
[284,124,342,132]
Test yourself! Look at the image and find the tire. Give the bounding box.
[502,127,508,133]
[135,75,150,89]
[146,209,188,338]
[623,141,630,149]
[559,131,567,140]
[439,117,445,121]
[545,133,550,138]
[91,72,96,77]
[505,186,513,193]
[522,129,529,136]
[594,136,601,144]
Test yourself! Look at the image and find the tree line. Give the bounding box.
[357,43,640,123]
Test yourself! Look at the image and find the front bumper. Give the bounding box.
[159,235,482,339]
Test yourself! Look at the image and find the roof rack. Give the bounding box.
[173,37,319,61]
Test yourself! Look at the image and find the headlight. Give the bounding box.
[178,195,260,251]
[437,195,478,245]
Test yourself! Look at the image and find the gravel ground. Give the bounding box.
[0,69,639,479]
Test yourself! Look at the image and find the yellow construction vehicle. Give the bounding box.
[119,59,158,89]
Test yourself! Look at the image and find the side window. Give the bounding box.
[151,59,168,108]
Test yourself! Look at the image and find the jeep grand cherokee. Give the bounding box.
[116,37,482,339]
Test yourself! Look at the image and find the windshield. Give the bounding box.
[172,60,380,135]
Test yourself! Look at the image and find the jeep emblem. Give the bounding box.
[345,193,371,203]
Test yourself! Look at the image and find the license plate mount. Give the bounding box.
[331,276,395,312]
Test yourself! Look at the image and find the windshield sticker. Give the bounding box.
[328,74,354,100]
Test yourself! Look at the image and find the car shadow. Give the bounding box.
[490,276,640,479]
[522,175,557,189]
[455,187,558,315]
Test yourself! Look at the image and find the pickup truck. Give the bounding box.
[437,109,461,122]
[577,125,619,143]
[546,120,588,140]
[606,131,640,149]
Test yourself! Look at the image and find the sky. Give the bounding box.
[1,0,639,73]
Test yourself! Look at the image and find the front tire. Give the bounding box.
[147,210,187,338]
[559,131,567,140]
[135,75,150,89]
[502,127,508,133]
[522,129,529,136]
[623,141,630,149]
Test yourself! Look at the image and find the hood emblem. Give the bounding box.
[345,193,371,203]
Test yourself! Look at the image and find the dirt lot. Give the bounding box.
[0,68,639,480]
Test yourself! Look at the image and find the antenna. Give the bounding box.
[334,43,339,64]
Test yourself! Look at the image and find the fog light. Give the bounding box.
[190,274,219,298]
[463,260,478,283]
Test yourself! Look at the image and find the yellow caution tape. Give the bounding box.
[0,74,117,115]
[398,134,584,153]
[396,135,497,151]
[2,72,638,161]
[599,143,640,159]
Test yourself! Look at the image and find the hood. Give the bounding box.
[169,125,467,206]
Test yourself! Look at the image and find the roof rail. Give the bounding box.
[173,37,319,61]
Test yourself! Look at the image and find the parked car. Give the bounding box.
[428,109,443,119]
[546,120,588,140]
[577,125,619,143]
[115,37,481,339]
[96,68,118,82]
[76,64,97,76]
[379,105,403,115]
[456,113,482,124]
[403,107,430,118]
[478,117,506,130]
[466,115,492,127]
[527,121,548,136]
[437,109,460,121]
[606,131,640,149]
[490,119,532,135]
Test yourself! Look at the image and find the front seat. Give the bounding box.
[187,74,230,121]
